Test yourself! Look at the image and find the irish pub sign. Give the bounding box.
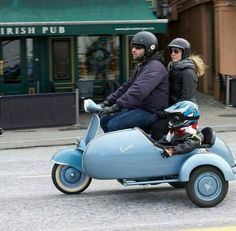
[0,26,66,36]
[0,20,167,37]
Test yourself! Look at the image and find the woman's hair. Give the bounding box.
[189,54,208,77]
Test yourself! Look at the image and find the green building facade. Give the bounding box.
[0,0,167,100]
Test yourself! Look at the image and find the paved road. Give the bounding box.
[0,131,236,231]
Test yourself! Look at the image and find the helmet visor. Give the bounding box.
[168,113,199,129]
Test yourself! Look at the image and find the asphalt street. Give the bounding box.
[0,145,236,231]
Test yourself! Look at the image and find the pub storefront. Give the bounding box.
[0,0,167,129]
[0,32,122,99]
[0,0,167,98]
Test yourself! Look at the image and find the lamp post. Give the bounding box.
[157,0,170,19]
[161,1,170,18]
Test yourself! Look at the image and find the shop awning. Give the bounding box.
[0,0,168,37]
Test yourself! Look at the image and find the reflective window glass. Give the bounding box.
[2,39,21,84]
[52,40,70,80]
[78,36,120,81]
[26,38,33,82]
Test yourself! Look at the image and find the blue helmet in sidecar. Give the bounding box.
[164,101,200,129]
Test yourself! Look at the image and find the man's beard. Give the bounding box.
[134,54,145,62]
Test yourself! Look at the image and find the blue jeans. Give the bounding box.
[100,108,158,133]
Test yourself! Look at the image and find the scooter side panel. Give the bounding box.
[51,148,83,171]
[82,128,192,179]
[179,153,235,182]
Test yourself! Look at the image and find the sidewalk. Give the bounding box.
[0,115,89,150]
[197,91,236,131]
[1,91,236,150]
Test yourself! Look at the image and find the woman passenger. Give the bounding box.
[151,38,207,140]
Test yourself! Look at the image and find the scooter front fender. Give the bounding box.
[51,148,83,172]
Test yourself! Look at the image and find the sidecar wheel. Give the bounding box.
[186,166,228,208]
[52,164,92,194]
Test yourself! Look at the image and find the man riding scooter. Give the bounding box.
[99,31,169,133]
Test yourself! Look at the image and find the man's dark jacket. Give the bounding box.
[106,52,169,113]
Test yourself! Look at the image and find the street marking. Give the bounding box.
[179,227,236,231]
[17,175,50,179]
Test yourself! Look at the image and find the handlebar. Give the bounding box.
[84,99,103,114]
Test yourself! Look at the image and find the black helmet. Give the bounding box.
[168,38,191,59]
[131,31,158,57]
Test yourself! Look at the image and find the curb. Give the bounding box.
[0,137,76,150]
[1,125,236,150]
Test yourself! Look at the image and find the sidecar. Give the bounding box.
[52,126,236,208]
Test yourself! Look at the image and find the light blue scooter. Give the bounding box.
[51,99,236,207]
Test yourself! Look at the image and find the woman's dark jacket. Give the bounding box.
[106,52,169,113]
[168,58,198,105]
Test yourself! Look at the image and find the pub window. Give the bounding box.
[2,39,21,84]
[127,35,139,77]
[52,39,70,80]
[77,36,120,81]
[26,38,33,82]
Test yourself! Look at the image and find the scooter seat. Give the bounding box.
[201,127,216,147]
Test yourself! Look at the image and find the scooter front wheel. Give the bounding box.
[52,164,92,194]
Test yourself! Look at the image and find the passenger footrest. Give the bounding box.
[117,177,179,186]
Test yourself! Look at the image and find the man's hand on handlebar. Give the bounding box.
[99,104,121,116]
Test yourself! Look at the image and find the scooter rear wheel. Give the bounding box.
[186,166,228,207]
[52,164,92,194]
